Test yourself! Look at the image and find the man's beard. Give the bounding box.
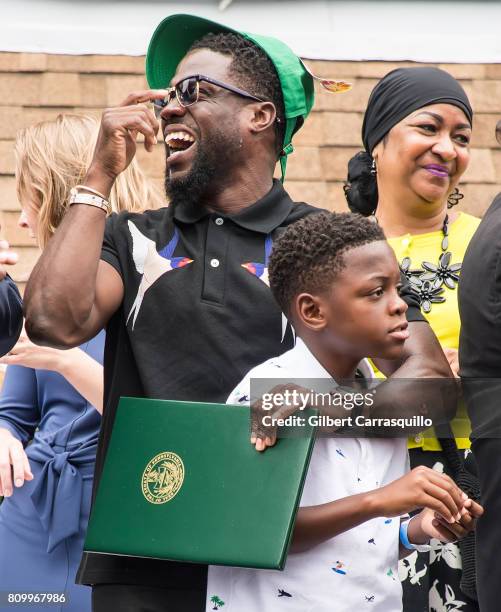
[165,127,242,209]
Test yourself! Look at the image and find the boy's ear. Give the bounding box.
[295,293,327,331]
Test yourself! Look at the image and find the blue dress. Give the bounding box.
[0,331,104,612]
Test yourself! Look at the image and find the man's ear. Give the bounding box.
[247,102,277,135]
[294,293,327,332]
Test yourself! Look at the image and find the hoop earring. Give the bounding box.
[370,158,377,176]
[447,187,464,209]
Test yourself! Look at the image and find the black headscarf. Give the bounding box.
[344,67,473,216]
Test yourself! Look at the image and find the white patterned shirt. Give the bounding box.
[206,337,409,612]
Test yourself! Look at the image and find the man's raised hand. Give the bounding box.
[86,89,168,194]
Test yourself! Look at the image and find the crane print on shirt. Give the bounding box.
[241,234,292,342]
[126,221,193,329]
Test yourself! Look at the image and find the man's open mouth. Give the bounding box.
[164,130,196,154]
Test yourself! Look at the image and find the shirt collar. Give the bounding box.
[171,180,294,234]
[287,338,333,379]
[286,338,373,381]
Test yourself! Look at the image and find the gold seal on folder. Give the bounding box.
[142,451,185,504]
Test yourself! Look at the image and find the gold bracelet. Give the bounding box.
[74,184,109,200]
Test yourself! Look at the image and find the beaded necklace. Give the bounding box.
[398,214,462,313]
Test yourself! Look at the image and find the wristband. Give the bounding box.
[399,518,432,552]
[74,184,109,200]
[69,189,110,214]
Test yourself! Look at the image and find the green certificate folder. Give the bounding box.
[84,397,315,569]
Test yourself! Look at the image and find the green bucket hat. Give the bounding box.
[146,13,315,180]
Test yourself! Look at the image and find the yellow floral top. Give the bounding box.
[388,212,481,451]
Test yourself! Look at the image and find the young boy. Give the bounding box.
[206,212,482,611]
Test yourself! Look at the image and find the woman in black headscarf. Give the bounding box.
[345,67,479,612]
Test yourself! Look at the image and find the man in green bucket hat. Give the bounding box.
[24,12,449,612]
[145,13,315,181]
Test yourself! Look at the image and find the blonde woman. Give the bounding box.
[0,114,161,611]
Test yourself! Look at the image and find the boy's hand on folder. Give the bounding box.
[250,384,304,451]
[250,383,349,452]
[370,465,467,524]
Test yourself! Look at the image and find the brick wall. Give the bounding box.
[1,53,500,292]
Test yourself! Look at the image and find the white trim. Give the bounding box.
[1,0,501,63]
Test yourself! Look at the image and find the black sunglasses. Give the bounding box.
[153,74,264,117]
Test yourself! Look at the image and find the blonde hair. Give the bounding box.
[14,114,164,248]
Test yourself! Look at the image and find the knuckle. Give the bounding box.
[415,475,426,487]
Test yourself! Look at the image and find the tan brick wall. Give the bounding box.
[1,52,500,293]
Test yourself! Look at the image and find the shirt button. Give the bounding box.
[210,258,220,268]
[215,217,224,226]
[414,435,423,444]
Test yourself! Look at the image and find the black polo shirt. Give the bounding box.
[77,180,423,589]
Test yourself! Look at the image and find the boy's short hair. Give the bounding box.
[269,211,386,316]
